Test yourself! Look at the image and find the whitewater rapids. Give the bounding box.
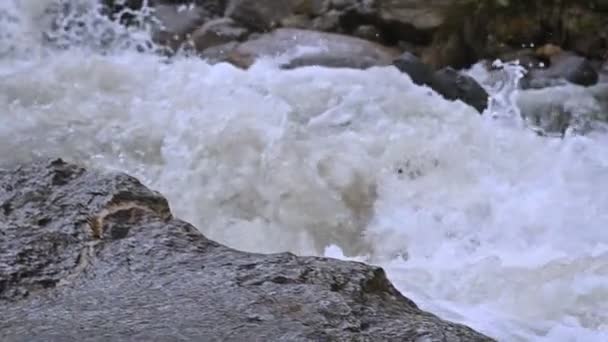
[1,1,608,341]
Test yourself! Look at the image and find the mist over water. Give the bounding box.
[2,1,608,341]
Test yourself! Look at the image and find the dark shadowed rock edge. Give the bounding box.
[0,159,495,341]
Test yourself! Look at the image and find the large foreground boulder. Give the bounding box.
[0,159,494,341]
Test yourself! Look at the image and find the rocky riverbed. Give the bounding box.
[95,0,608,132]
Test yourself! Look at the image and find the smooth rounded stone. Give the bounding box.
[392,53,489,113]
[521,52,599,89]
[0,159,495,341]
[214,28,400,69]
[189,18,249,53]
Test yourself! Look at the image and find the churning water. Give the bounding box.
[2,1,608,341]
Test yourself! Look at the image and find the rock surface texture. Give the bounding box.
[0,159,495,341]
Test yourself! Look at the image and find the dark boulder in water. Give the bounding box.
[0,159,495,341]
[392,52,489,113]
[392,51,436,87]
[432,67,489,114]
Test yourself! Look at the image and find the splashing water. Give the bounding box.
[1,1,608,341]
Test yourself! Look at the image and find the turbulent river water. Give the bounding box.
[2,1,608,341]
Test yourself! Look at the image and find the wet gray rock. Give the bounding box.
[0,159,495,341]
[392,53,489,113]
[206,28,399,69]
[521,53,599,89]
[190,18,249,53]
[433,67,489,113]
[392,52,436,87]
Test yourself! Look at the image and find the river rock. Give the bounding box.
[151,3,212,52]
[0,159,495,341]
[432,67,489,113]
[203,28,399,69]
[189,18,249,52]
[392,51,436,87]
[521,52,599,89]
[392,52,489,113]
